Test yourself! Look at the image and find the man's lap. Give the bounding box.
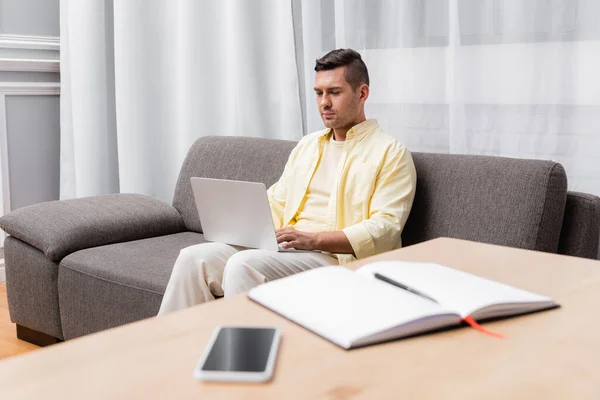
[184,242,339,266]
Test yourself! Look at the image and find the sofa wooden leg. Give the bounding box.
[16,325,63,347]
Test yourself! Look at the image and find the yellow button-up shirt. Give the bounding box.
[267,119,417,264]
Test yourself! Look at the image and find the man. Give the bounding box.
[158,49,416,315]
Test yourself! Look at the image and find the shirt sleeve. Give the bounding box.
[342,145,417,259]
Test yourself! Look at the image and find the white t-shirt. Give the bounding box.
[291,135,345,232]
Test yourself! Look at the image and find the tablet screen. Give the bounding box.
[201,327,277,372]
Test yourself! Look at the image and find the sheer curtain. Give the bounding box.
[61,1,600,198]
[60,0,120,199]
[298,0,600,196]
[60,0,303,202]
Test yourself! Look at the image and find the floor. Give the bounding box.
[0,283,39,359]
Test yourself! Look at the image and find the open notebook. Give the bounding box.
[248,261,558,349]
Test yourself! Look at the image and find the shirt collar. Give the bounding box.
[319,119,379,142]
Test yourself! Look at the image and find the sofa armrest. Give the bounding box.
[0,194,186,261]
[557,191,600,260]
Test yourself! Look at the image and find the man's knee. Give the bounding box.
[170,246,199,278]
[172,242,232,278]
[181,242,232,258]
[222,250,269,295]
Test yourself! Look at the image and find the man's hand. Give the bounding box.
[276,227,319,250]
[275,227,356,255]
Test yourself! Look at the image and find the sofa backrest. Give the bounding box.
[401,153,568,253]
[174,136,571,255]
[172,136,296,233]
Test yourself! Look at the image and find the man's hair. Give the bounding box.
[314,48,370,90]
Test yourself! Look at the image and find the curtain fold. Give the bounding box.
[61,0,600,200]
[298,0,600,196]
[60,0,120,200]
[61,0,303,203]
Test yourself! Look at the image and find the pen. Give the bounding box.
[373,273,439,304]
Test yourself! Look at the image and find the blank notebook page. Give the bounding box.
[248,266,452,348]
[356,261,553,318]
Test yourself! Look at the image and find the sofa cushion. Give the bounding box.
[172,136,296,233]
[401,153,568,253]
[558,192,600,259]
[0,193,186,261]
[58,231,206,339]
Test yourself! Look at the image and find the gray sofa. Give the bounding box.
[1,136,599,346]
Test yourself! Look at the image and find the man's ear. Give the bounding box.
[359,84,370,103]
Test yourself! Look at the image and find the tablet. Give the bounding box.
[194,326,281,383]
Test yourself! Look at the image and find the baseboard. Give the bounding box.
[0,262,4,282]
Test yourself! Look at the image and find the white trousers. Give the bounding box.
[157,242,338,315]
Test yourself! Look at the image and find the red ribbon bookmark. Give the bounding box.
[463,315,505,339]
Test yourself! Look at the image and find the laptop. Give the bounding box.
[190,177,313,252]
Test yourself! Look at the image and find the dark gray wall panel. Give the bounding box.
[6,95,60,210]
[0,0,60,37]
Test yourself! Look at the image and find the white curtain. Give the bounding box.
[299,0,600,196]
[60,0,303,202]
[61,0,600,199]
[60,0,120,199]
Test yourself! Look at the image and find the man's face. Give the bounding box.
[314,67,365,130]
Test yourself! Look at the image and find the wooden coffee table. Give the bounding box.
[1,238,599,399]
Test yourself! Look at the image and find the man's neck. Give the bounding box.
[332,117,367,141]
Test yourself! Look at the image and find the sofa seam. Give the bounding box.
[59,262,164,296]
[535,163,564,252]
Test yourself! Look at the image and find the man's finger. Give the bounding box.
[277,233,297,243]
[286,240,301,249]
[276,227,294,237]
[276,232,291,241]
[287,240,311,250]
